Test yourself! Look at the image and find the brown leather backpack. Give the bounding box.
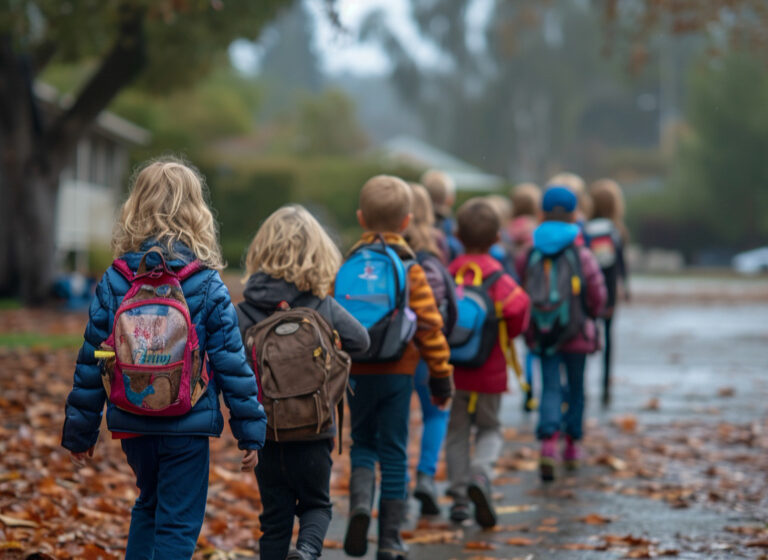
[242,303,350,451]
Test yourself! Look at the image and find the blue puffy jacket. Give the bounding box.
[61,240,267,453]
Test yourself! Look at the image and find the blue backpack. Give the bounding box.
[334,237,417,363]
[447,262,503,368]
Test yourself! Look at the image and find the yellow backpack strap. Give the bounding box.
[454,261,484,287]
[495,300,529,393]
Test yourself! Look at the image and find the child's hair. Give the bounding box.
[590,179,628,240]
[112,157,224,269]
[243,205,341,298]
[546,172,592,218]
[485,194,513,224]
[420,169,455,215]
[510,183,541,218]
[359,175,413,232]
[456,198,500,252]
[404,183,440,256]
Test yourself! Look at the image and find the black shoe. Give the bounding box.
[413,472,440,516]
[449,500,470,523]
[344,468,376,557]
[467,474,497,529]
[377,499,408,560]
[286,548,316,560]
[522,390,536,412]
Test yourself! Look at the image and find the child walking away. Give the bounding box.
[546,172,592,241]
[485,194,519,280]
[518,187,606,482]
[237,205,370,560]
[585,179,630,407]
[422,169,464,262]
[61,158,267,560]
[508,183,542,412]
[404,184,458,517]
[335,175,454,560]
[446,199,530,528]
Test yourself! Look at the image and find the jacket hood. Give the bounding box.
[119,239,196,270]
[532,222,580,255]
[448,253,503,282]
[243,272,306,310]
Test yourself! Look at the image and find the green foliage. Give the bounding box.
[0,332,83,350]
[295,89,368,156]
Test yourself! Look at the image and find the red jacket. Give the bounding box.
[449,254,530,394]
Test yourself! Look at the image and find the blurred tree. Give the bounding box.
[672,54,768,250]
[295,88,368,156]
[0,0,291,303]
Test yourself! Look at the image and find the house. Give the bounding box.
[35,83,151,273]
[375,136,505,192]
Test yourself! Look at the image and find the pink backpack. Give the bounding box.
[99,248,207,416]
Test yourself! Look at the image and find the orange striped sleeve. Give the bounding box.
[408,264,453,382]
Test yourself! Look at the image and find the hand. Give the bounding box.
[241,449,259,471]
[431,396,451,411]
[70,446,95,468]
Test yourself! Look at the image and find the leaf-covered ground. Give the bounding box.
[1,276,767,559]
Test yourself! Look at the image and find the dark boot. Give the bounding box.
[286,545,318,560]
[377,499,408,560]
[344,467,376,557]
[467,473,497,529]
[413,471,440,516]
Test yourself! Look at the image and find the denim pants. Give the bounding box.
[537,352,587,440]
[348,373,413,500]
[414,361,450,477]
[255,439,333,559]
[445,390,503,500]
[121,435,210,560]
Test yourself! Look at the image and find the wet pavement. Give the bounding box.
[320,276,768,559]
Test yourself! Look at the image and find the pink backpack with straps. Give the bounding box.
[99,247,208,416]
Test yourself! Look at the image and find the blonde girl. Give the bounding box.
[237,205,369,560]
[62,157,267,559]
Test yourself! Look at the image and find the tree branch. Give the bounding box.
[41,2,147,179]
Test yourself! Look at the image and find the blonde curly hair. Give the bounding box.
[111,157,224,269]
[243,205,341,298]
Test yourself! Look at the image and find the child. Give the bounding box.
[518,187,606,482]
[339,175,454,560]
[404,184,457,516]
[508,183,542,412]
[61,158,267,559]
[237,205,370,560]
[585,179,630,406]
[446,198,530,528]
[485,194,518,279]
[546,172,593,227]
[422,169,464,261]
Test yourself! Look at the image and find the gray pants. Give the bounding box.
[445,390,503,500]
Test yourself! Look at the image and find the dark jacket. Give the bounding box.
[62,240,267,453]
[237,272,371,439]
[517,222,607,354]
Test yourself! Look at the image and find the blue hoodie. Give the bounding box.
[532,221,581,255]
[62,240,267,453]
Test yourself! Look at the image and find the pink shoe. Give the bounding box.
[563,436,580,470]
[539,432,559,482]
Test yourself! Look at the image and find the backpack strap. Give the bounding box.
[137,247,168,276]
[112,259,134,281]
[177,260,203,280]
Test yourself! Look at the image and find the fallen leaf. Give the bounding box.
[643,397,660,411]
[0,513,38,528]
[613,415,638,433]
[464,541,496,550]
[579,513,614,525]
[496,504,538,514]
[506,536,541,546]
[717,387,735,398]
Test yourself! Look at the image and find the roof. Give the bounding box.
[375,135,505,191]
[34,82,151,146]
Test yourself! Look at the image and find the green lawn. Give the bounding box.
[0,332,83,350]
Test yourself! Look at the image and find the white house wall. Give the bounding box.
[55,179,116,252]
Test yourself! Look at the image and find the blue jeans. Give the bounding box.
[348,373,413,500]
[414,361,449,476]
[537,353,587,441]
[256,439,333,559]
[121,435,210,560]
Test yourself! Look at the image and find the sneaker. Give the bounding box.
[413,471,440,516]
[539,432,559,482]
[563,435,580,471]
[449,500,470,523]
[467,474,498,528]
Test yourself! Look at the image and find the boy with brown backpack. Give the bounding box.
[237,205,370,560]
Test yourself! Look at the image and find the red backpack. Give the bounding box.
[98,248,208,416]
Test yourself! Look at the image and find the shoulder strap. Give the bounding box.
[481,270,504,290]
[495,299,529,393]
[177,260,203,280]
[112,259,134,281]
